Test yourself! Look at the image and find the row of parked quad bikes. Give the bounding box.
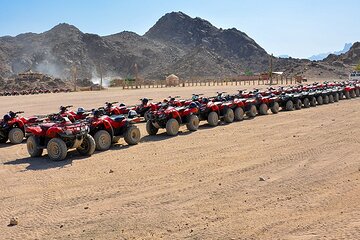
[0,88,72,96]
[0,80,359,161]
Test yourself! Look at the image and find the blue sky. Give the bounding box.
[0,0,359,58]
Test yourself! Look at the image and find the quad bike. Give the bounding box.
[88,109,141,151]
[235,90,276,116]
[132,98,159,121]
[26,117,95,161]
[278,93,302,111]
[146,102,200,136]
[0,111,39,144]
[210,92,236,123]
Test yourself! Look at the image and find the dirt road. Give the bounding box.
[0,86,359,239]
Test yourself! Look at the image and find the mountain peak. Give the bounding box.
[47,23,82,35]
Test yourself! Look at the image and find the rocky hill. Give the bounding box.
[0,11,357,87]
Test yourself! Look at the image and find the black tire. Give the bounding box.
[334,93,339,102]
[207,111,219,126]
[270,102,280,114]
[350,90,356,98]
[323,95,329,104]
[124,126,141,145]
[356,89,360,97]
[303,98,310,108]
[144,111,150,121]
[246,105,257,118]
[0,133,8,143]
[317,96,323,105]
[258,103,268,115]
[223,108,234,123]
[345,91,351,99]
[295,99,302,110]
[310,97,317,107]
[146,121,159,135]
[94,130,112,151]
[9,127,24,144]
[166,118,179,136]
[186,115,199,131]
[77,134,96,156]
[47,138,68,161]
[234,107,244,121]
[339,92,344,100]
[27,135,43,157]
[329,94,334,103]
[286,100,294,111]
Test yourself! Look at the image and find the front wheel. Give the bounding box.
[303,98,310,108]
[94,130,112,151]
[271,102,280,114]
[207,111,219,126]
[47,138,68,161]
[166,118,179,136]
[234,107,245,121]
[317,96,323,105]
[0,132,8,143]
[329,94,334,103]
[310,97,317,107]
[223,108,234,123]
[27,135,43,157]
[9,127,24,144]
[246,105,257,118]
[295,99,302,110]
[334,93,339,102]
[258,103,268,115]
[344,91,351,99]
[77,134,96,156]
[323,95,329,104]
[286,100,294,111]
[146,121,159,135]
[186,115,199,131]
[350,90,356,98]
[124,126,141,145]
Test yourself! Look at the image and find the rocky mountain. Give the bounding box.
[324,42,360,65]
[308,43,352,61]
[0,11,357,87]
[0,11,270,82]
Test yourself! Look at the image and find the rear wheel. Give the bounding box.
[207,111,219,126]
[323,95,329,104]
[295,99,302,110]
[329,94,334,103]
[258,103,268,115]
[334,93,339,102]
[317,96,323,105]
[146,121,159,135]
[124,126,141,145]
[94,130,112,151]
[303,98,310,108]
[310,97,317,107]
[27,135,43,157]
[9,128,24,144]
[344,91,351,99]
[339,92,344,100]
[351,90,356,98]
[356,89,360,97]
[166,118,179,136]
[77,134,96,156]
[234,107,244,121]
[223,108,234,123]
[47,138,67,161]
[270,102,280,114]
[186,115,199,131]
[246,105,257,118]
[286,100,294,111]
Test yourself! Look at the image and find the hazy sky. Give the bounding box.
[0,0,359,58]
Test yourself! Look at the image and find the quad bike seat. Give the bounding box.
[40,123,56,132]
[110,115,125,122]
[175,106,186,112]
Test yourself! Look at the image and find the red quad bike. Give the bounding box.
[102,102,131,116]
[189,94,223,126]
[146,102,200,136]
[88,109,141,151]
[132,98,159,121]
[210,92,236,123]
[0,111,39,144]
[250,90,280,115]
[234,90,262,118]
[26,117,96,161]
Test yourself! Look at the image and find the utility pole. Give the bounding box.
[134,63,138,89]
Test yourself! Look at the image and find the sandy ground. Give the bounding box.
[0,85,359,240]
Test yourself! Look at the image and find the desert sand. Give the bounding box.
[0,85,359,240]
